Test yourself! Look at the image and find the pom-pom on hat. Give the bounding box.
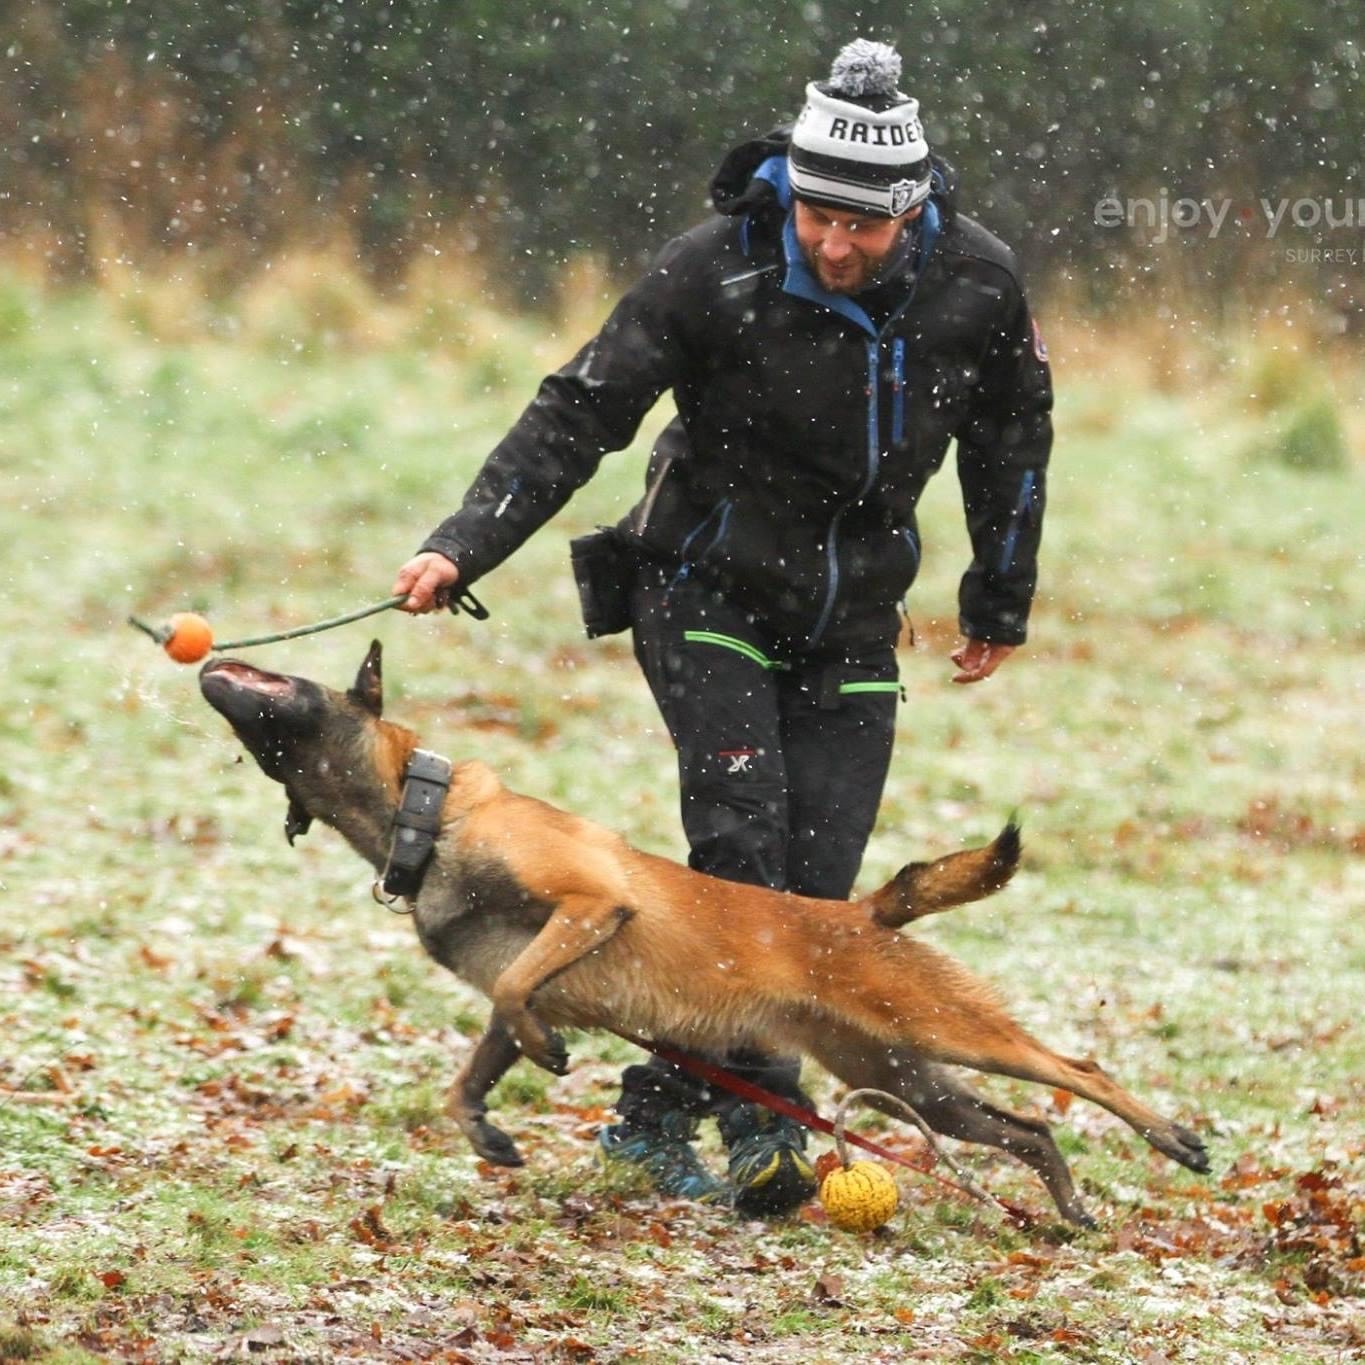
[789,39,931,218]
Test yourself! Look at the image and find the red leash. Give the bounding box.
[617,1031,1034,1225]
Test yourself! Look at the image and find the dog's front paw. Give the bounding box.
[471,1121,525,1168]
[503,1010,571,1076]
[529,1031,570,1076]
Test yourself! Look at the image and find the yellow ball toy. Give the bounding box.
[819,1160,900,1231]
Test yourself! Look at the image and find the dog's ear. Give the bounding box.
[285,794,313,845]
[348,639,383,717]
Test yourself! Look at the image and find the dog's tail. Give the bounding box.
[862,821,1021,928]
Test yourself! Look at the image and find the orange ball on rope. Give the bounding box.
[161,612,215,663]
[128,610,216,665]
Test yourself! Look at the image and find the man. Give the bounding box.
[394,39,1053,1215]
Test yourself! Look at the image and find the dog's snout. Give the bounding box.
[199,658,295,694]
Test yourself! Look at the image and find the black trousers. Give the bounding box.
[616,565,900,1126]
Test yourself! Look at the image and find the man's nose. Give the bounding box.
[822,228,854,262]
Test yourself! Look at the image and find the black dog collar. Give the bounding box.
[380,748,453,901]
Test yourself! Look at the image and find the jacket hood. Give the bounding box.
[710,127,959,226]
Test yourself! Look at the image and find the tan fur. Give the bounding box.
[199,647,1209,1226]
[405,747,1206,1224]
[372,723,419,797]
[863,824,1021,926]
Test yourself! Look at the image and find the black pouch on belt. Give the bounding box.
[569,527,637,638]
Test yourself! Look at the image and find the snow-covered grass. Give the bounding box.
[1,274,1362,1361]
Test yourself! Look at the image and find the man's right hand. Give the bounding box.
[393,551,460,614]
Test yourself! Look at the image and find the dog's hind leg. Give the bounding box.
[814,944,1210,1176]
[490,894,633,1074]
[879,998,1208,1176]
[937,1030,1207,1175]
[907,1073,1096,1228]
[812,1034,1094,1225]
[447,1015,526,1167]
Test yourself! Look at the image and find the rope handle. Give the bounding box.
[216,586,489,649]
[831,1086,1016,1219]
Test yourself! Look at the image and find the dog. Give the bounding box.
[198,642,1209,1226]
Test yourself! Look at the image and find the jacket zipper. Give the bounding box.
[808,340,882,647]
[891,338,906,446]
[807,304,920,648]
[786,202,940,650]
[667,499,733,594]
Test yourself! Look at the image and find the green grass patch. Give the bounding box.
[0,276,1361,1361]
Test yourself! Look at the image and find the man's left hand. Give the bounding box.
[950,638,1016,685]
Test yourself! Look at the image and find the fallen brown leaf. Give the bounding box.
[814,1273,845,1305]
[241,1324,284,1350]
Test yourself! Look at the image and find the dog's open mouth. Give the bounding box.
[199,659,296,697]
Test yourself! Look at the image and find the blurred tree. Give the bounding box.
[1,0,1359,300]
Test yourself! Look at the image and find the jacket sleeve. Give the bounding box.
[953,279,1053,645]
[420,236,700,583]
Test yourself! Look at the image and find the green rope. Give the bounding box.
[128,594,408,652]
[127,615,167,644]
[213,594,409,649]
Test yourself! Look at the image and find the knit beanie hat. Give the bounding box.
[788,39,931,218]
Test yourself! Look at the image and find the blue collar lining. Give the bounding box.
[753,154,793,208]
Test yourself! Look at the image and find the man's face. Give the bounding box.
[793,200,921,295]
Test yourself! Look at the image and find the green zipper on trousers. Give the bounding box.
[682,630,789,670]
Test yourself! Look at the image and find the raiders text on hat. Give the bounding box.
[788,39,932,218]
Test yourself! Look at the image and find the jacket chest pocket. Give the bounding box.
[885,351,976,451]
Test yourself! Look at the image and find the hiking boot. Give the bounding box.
[720,1104,817,1216]
[597,1111,727,1203]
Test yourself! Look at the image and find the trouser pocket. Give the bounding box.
[814,663,905,710]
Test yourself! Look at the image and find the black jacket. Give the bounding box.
[421,133,1052,651]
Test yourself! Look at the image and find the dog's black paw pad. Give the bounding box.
[474,1127,525,1167]
[1159,1124,1210,1173]
[543,1034,571,1076]
[1175,1127,1210,1172]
